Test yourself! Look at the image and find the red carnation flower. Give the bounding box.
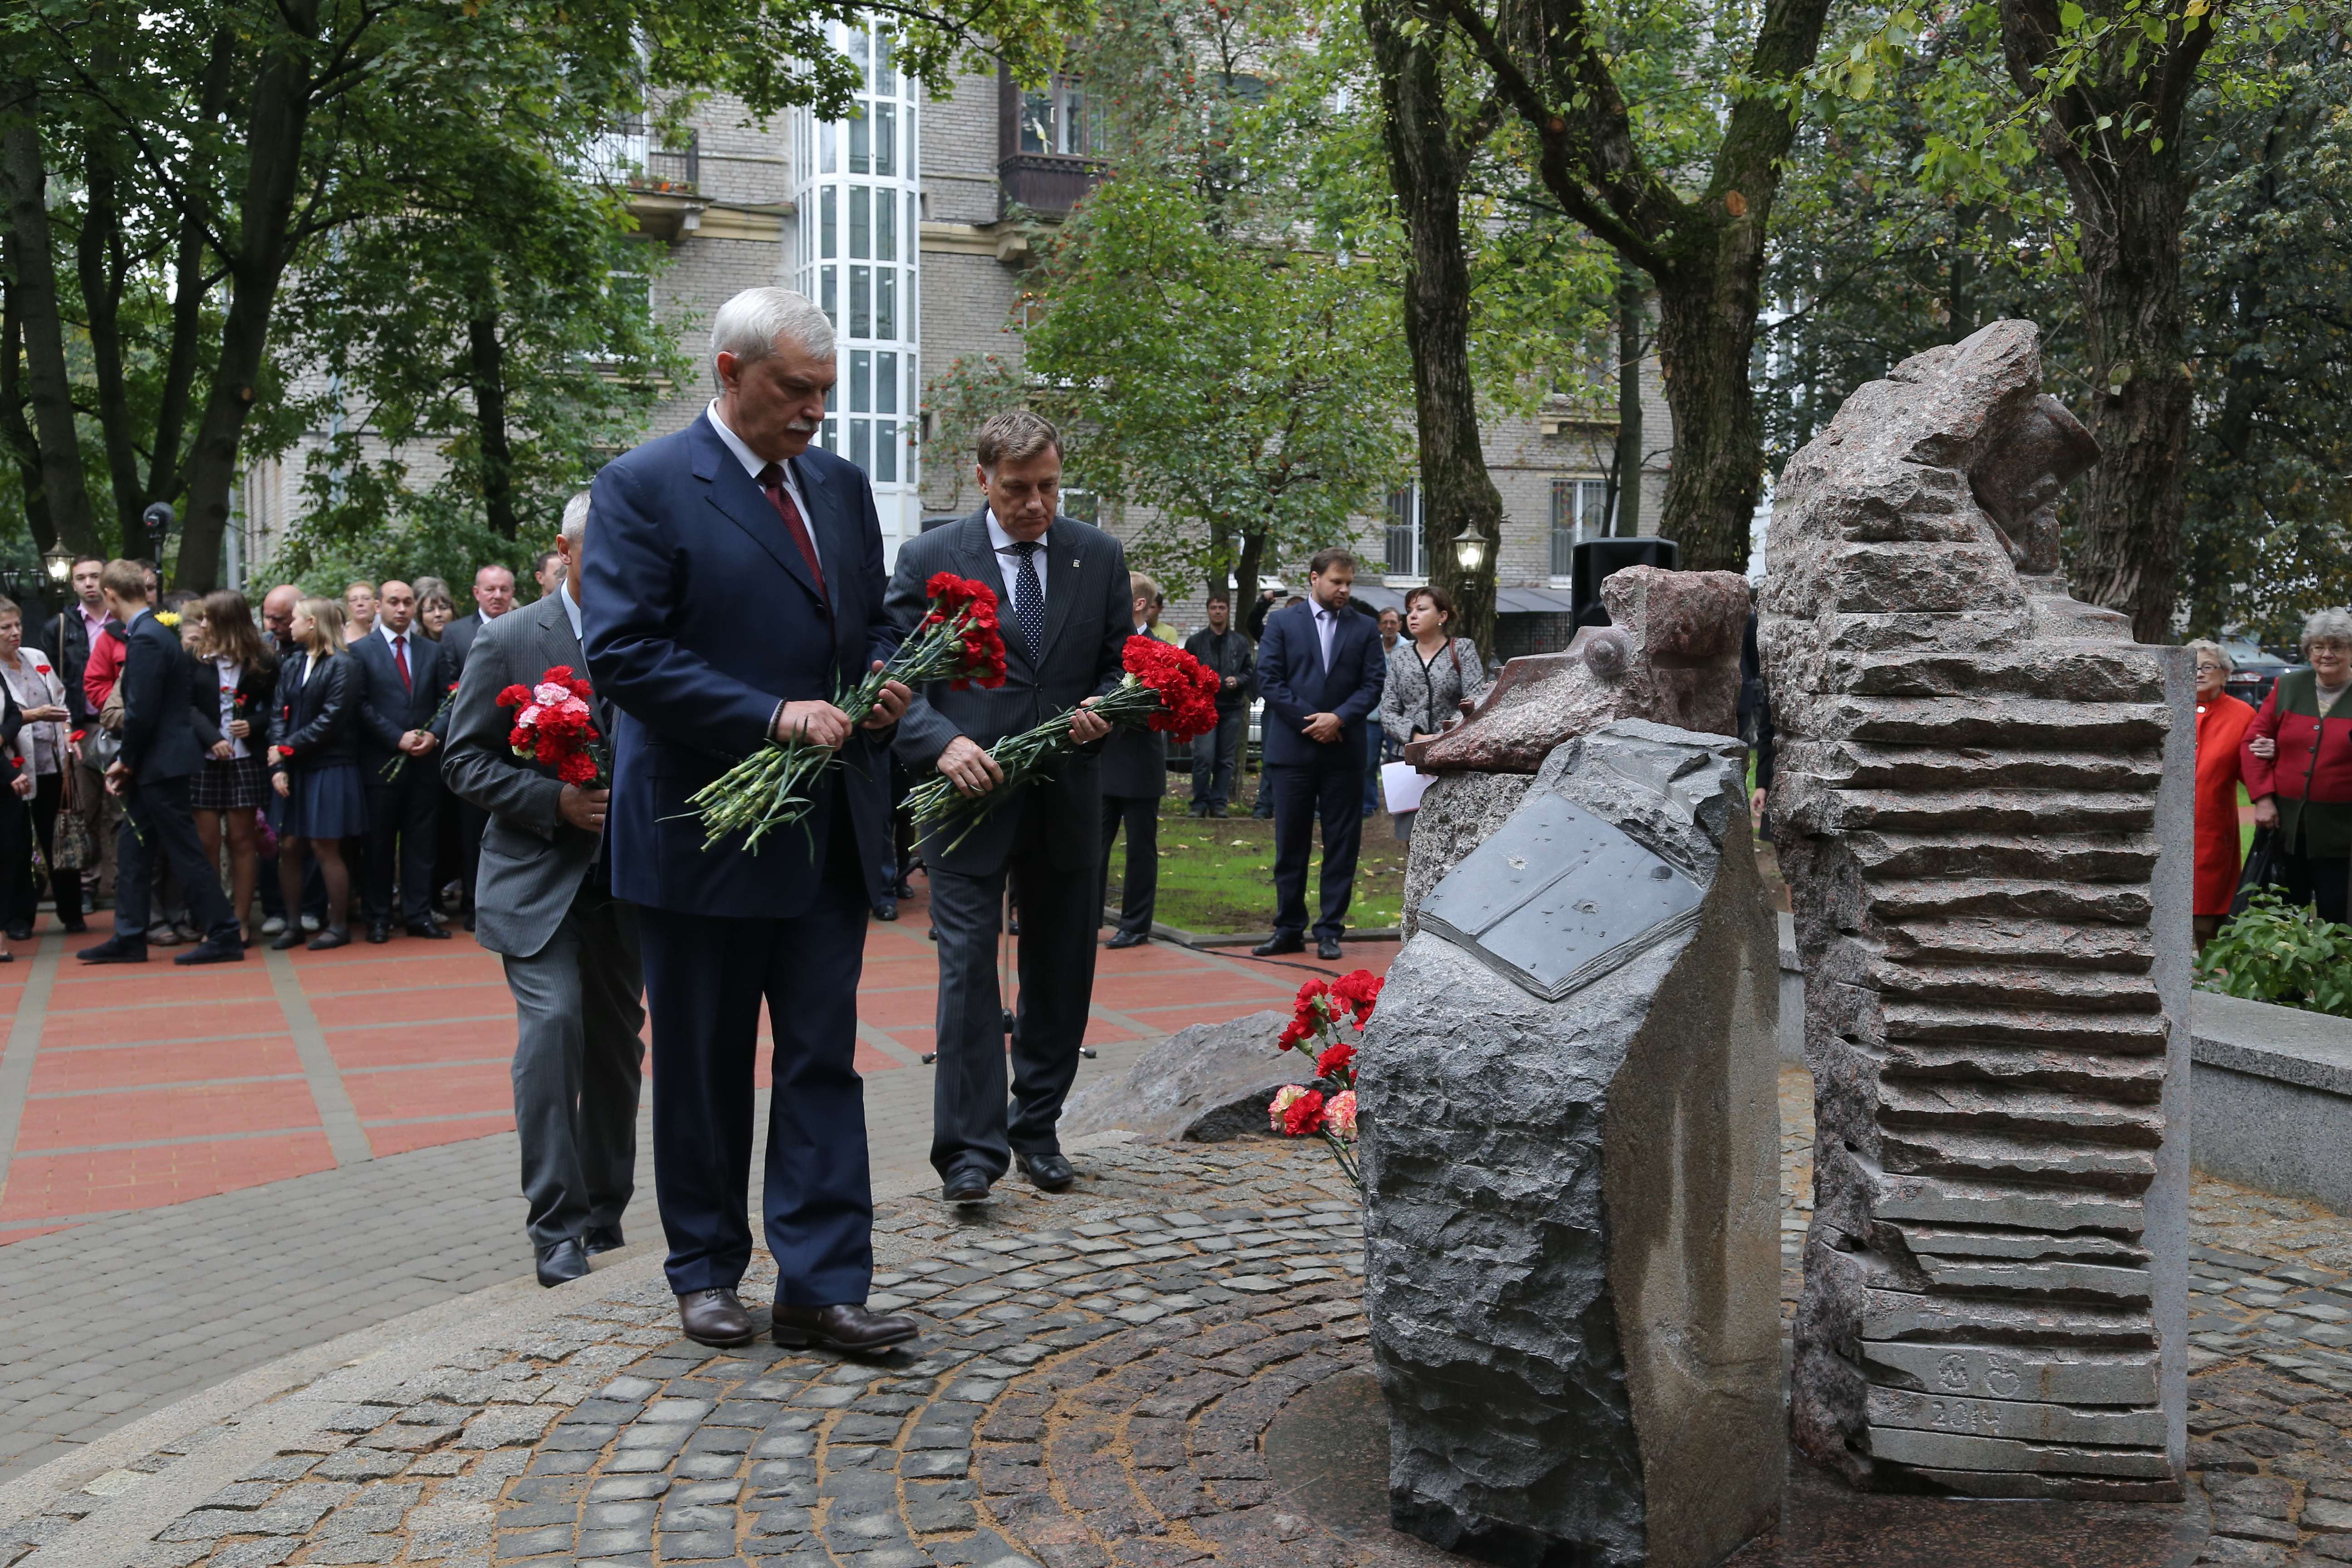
[496,684,531,709]
[1281,1088,1327,1137]
[1316,1040,1355,1078]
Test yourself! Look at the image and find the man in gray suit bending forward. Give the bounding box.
[887,410,1130,1205]
[444,492,645,1286]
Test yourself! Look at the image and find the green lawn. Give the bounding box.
[1102,774,1408,934]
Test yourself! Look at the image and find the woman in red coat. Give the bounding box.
[2243,609,2352,927]
[2192,642,2258,947]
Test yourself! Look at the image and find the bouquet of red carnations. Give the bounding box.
[1267,969,1381,1190]
[381,681,463,781]
[903,635,1221,850]
[497,666,608,788]
[690,573,1008,850]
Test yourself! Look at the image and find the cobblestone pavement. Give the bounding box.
[19,1073,2352,1567]
[0,889,1396,1485]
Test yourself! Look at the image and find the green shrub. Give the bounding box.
[2195,892,2352,1019]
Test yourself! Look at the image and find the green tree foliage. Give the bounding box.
[950,172,1410,607]
[2196,890,2352,1017]
[1767,15,2348,641]
[0,0,1086,589]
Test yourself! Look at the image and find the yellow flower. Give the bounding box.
[153,611,181,627]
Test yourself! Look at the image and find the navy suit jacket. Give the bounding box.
[349,629,456,774]
[1255,598,1386,769]
[583,412,898,918]
[118,612,203,784]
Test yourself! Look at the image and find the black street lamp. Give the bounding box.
[42,543,74,591]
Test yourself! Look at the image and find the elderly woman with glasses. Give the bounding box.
[2189,640,2257,947]
[2244,608,2352,926]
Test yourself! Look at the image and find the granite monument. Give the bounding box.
[1759,318,2192,1499]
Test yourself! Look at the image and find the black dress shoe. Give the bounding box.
[1317,936,1344,961]
[5,924,30,942]
[405,921,452,940]
[308,926,351,951]
[1016,1150,1076,1192]
[77,936,147,964]
[1106,929,1149,950]
[941,1167,991,1204]
[463,912,476,932]
[676,1286,756,1347]
[175,936,247,965]
[772,1302,919,1355]
[872,898,898,921]
[583,1225,624,1255]
[365,921,391,945]
[59,917,87,934]
[1252,932,1304,957]
[270,928,306,951]
[893,879,916,901]
[535,1237,589,1287]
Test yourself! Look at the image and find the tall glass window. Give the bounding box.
[795,16,920,553]
[1550,478,1612,575]
[1385,486,1423,578]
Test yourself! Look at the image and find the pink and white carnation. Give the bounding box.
[1323,1090,1358,1140]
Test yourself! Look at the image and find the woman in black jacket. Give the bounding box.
[268,597,364,950]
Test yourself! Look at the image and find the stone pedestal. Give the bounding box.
[1760,319,2189,1500]
[1361,720,1785,1568]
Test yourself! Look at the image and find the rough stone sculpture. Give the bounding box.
[1759,319,2192,1500]
[1362,719,1784,1568]
[1398,564,1750,934]
[1057,1010,1303,1142]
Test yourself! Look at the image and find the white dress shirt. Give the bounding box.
[707,400,818,576]
[377,620,426,689]
[1312,603,1339,672]
[984,512,1049,605]
[560,583,584,646]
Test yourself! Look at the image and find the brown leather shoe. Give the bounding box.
[676,1287,755,1348]
[772,1302,918,1355]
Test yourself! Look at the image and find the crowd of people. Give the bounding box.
[0,554,535,963]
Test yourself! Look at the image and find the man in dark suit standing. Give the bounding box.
[886,410,1130,1205]
[1253,548,1385,961]
[1099,571,1165,950]
[446,493,642,1289]
[1183,590,1254,817]
[80,561,245,966]
[584,286,914,1355]
[350,580,455,943]
[441,563,518,933]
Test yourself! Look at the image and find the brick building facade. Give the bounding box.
[241,48,1674,652]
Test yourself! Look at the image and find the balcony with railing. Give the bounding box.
[585,123,704,239]
[999,153,1107,218]
[997,69,1107,220]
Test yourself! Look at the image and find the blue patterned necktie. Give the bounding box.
[1007,540,1045,661]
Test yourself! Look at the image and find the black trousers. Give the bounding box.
[457,800,490,912]
[2277,837,2350,926]
[113,775,235,942]
[364,766,441,926]
[638,804,872,1303]
[927,803,1099,1181]
[1099,794,1158,937]
[1190,706,1246,809]
[0,785,30,932]
[1268,756,1364,941]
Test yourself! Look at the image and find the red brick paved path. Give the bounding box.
[0,890,1393,1245]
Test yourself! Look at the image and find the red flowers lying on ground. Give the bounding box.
[1267,968,1382,1190]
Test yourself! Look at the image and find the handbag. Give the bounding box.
[2231,826,2287,917]
[53,795,93,872]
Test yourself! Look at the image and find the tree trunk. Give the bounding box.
[1613,262,1644,537]
[148,25,236,510]
[0,84,102,559]
[2046,142,2195,641]
[79,116,147,544]
[1999,0,2215,642]
[1236,529,1266,631]
[1436,0,1829,578]
[1651,223,1768,572]
[174,6,319,590]
[1,284,56,550]
[469,312,519,541]
[1364,0,1504,660]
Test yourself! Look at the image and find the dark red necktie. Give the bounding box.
[392,632,411,693]
[755,462,828,611]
